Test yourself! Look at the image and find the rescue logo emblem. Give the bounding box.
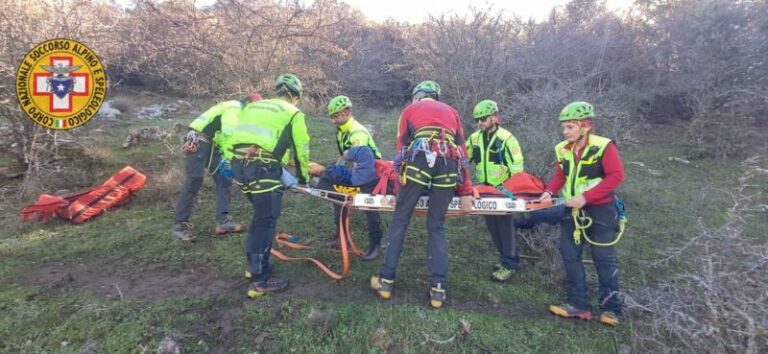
[15,38,107,130]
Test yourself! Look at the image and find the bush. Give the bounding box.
[685,112,753,160]
[627,160,768,354]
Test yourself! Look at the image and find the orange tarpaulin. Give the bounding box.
[21,166,146,224]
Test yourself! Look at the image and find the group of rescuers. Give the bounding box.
[171,74,626,327]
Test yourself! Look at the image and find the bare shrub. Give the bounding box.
[685,111,753,160]
[140,163,183,205]
[684,90,767,159]
[517,223,563,286]
[626,158,768,354]
[81,143,113,163]
[111,0,369,110]
[3,0,766,165]
[108,96,134,116]
[636,0,768,159]
[399,3,643,177]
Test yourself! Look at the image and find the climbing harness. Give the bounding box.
[231,145,277,164]
[397,127,467,190]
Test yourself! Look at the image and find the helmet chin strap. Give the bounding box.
[576,123,591,144]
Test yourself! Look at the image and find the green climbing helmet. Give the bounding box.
[559,101,594,121]
[473,99,499,120]
[275,73,303,98]
[412,80,441,97]
[327,95,352,116]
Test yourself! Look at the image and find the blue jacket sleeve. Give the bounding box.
[348,146,377,186]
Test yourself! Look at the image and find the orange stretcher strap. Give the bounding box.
[270,202,363,281]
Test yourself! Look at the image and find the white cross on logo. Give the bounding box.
[32,57,88,113]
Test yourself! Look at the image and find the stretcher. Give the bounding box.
[295,186,563,215]
[272,186,562,282]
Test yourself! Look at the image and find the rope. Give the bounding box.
[270,201,363,281]
[570,205,627,247]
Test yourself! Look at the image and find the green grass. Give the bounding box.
[0,105,756,353]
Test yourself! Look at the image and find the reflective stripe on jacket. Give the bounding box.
[466,127,524,186]
[555,134,612,199]
[336,116,382,159]
[226,98,311,184]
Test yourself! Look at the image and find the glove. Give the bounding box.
[281,168,297,188]
[327,165,352,185]
[392,153,404,171]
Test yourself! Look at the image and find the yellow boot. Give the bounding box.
[548,303,592,320]
[429,284,446,309]
[370,275,394,300]
[599,311,620,327]
[246,277,288,299]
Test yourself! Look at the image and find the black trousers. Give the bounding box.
[378,153,458,287]
[231,159,283,282]
[484,214,520,270]
[173,140,232,224]
[560,203,622,314]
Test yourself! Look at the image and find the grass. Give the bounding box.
[0,100,756,353]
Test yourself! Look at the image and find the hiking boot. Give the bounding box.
[172,222,196,242]
[361,244,381,261]
[247,277,289,298]
[548,303,592,320]
[491,266,515,282]
[599,310,620,327]
[429,284,447,309]
[370,275,394,300]
[215,216,244,236]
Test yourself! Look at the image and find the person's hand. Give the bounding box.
[565,195,587,208]
[308,162,325,176]
[538,191,552,202]
[460,195,475,213]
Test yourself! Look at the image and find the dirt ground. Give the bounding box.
[30,263,237,300]
[25,261,544,319]
[11,247,580,353]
